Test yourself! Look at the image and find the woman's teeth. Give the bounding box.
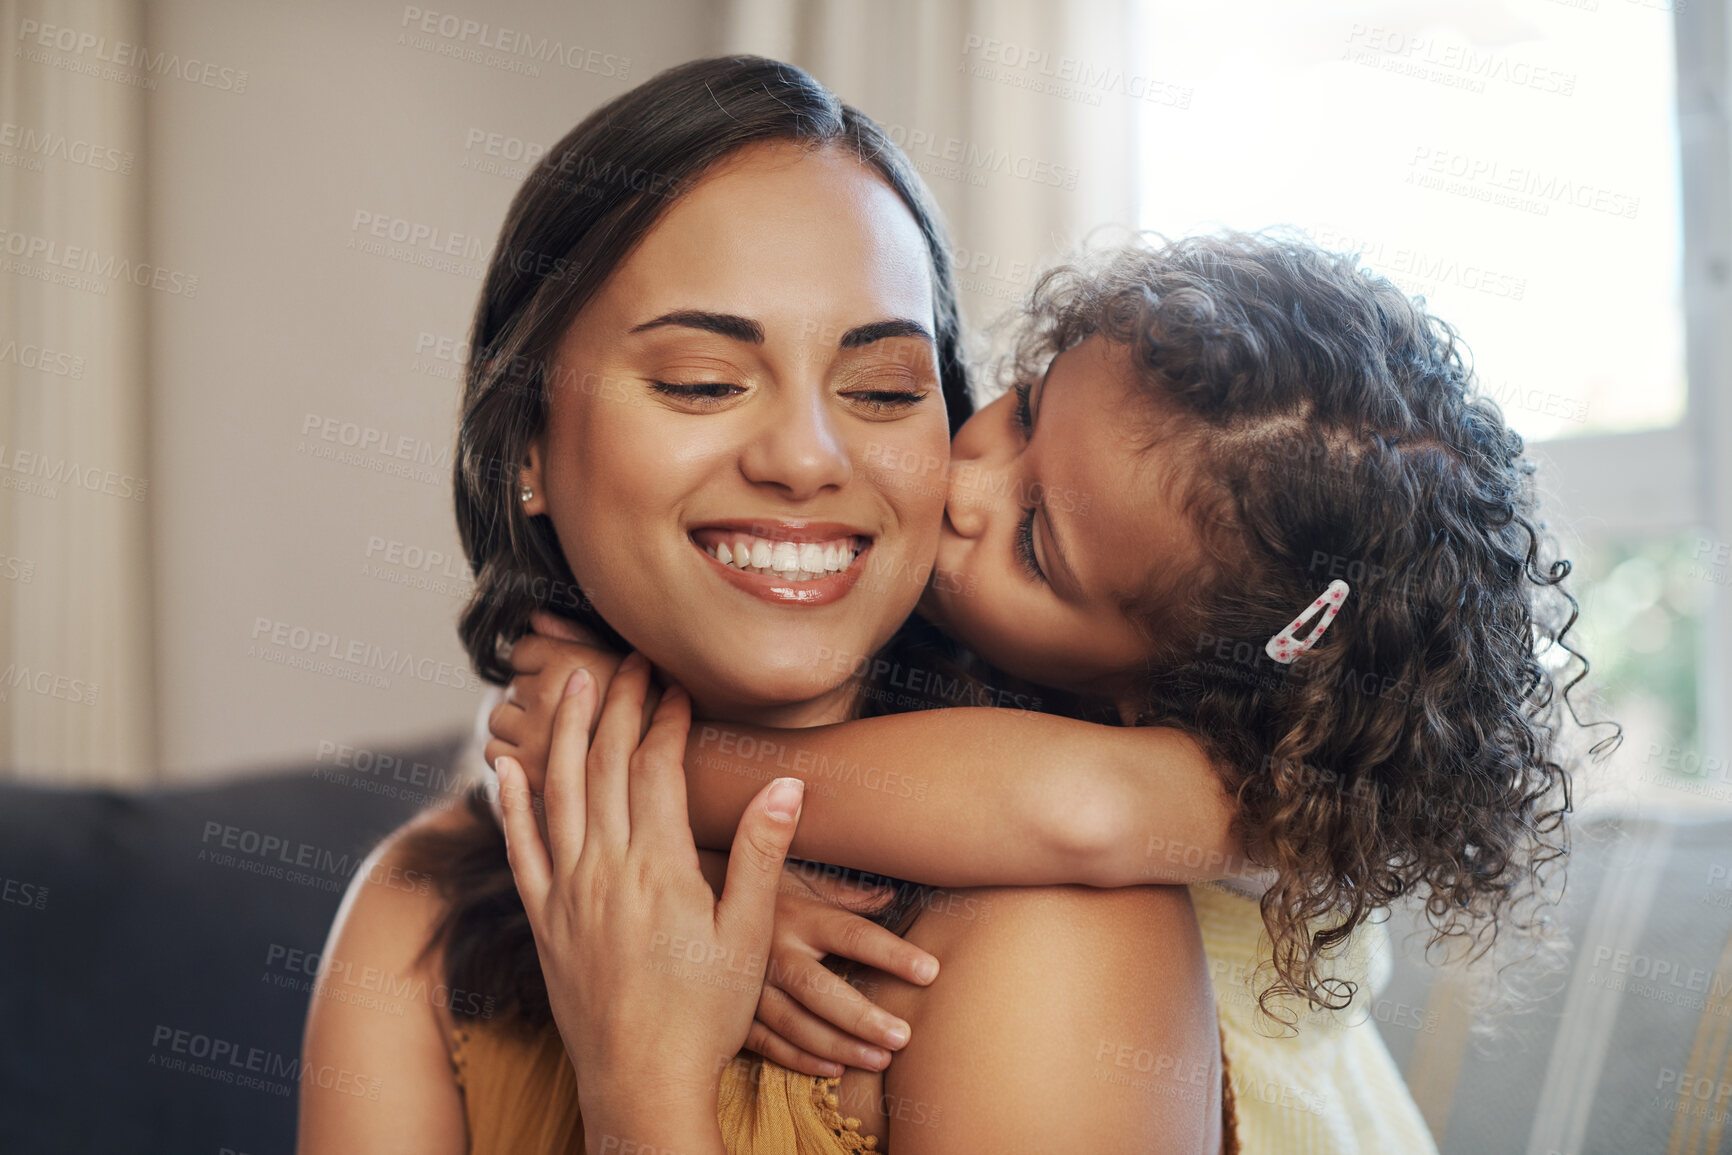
[707,535,862,582]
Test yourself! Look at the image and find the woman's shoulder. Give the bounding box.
[903,884,1217,1052]
[321,800,491,1037]
[298,800,487,1153]
[337,798,487,950]
[906,882,1206,964]
[861,885,1221,1154]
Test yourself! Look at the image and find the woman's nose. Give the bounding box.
[740,388,853,500]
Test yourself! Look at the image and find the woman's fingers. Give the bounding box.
[495,756,551,914]
[584,651,650,849]
[744,1019,846,1079]
[753,983,891,1071]
[715,777,804,946]
[626,682,694,850]
[542,668,597,868]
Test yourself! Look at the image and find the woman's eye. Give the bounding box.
[846,390,927,414]
[651,382,742,403]
[1011,381,1033,435]
[1016,505,1046,583]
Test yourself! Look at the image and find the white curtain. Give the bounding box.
[0,0,155,784]
[722,0,1142,370]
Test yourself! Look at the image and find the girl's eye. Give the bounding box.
[1011,381,1034,435]
[846,390,928,414]
[651,382,742,403]
[1016,505,1046,583]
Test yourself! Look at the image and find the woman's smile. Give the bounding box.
[689,519,873,605]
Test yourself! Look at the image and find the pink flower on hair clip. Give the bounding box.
[1265,579,1351,664]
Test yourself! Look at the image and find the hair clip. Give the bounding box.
[1265,579,1350,664]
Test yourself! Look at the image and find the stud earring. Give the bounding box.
[519,485,534,503]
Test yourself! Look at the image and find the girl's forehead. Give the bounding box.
[1040,338,1201,602]
[1046,337,1181,456]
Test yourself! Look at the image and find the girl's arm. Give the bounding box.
[680,708,1247,888]
[489,631,1248,889]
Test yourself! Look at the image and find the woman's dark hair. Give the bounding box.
[404,55,973,1034]
[1009,230,1616,1022]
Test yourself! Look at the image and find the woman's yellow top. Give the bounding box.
[448,1020,880,1155]
[448,886,1434,1153]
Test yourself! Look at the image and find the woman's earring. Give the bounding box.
[519,485,535,503]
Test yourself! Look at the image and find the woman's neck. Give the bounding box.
[687,679,860,731]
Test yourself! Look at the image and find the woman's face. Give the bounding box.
[522,142,951,726]
[923,335,1197,703]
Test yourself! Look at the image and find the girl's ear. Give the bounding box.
[520,440,549,517]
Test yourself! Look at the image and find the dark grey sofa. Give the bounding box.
[0,733,466,1155]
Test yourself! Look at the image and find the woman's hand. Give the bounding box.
[493,651,805,1149]
[486,611,623,793]
[746,865,938,1078]
[492,615,939,1080]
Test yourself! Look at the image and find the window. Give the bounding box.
[1136,0,1683,444]
[1135,0,1709,807]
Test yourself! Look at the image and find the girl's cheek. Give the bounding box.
[930,567,975,597]
[953,566,981,599]
[930,562,995,635]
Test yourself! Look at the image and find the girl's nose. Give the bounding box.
[942,484,983,543]
[944,399,1014,540]
[943,465,988,538]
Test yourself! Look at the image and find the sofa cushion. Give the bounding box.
[0,732,468,1155]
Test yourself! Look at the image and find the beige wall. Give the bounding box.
[146,0,718,779]
[1,0,1133,783]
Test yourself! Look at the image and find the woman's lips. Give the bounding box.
[689,524,872,606]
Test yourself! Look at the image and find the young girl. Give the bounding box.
[489,231,1589,1151]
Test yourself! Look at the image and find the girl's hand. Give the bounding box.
[745,865,939,1077]
[493,651,805,1136]
[485,611,623,793]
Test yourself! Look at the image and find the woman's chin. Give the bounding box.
[679,663,856,724]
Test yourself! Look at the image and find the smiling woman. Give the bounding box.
[517,138,952,718]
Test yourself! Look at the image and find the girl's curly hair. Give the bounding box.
[1010,230,1615,1021]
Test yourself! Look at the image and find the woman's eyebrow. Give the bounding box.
[630,310,764,343]
[626,313,930,350]
[838,318,933,348]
